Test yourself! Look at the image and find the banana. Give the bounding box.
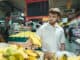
[68,56,79,60]
[0,54,6,60]
[35,51,43,55]
[14,49,28,59]
[10,31,41,47]
[60,54,67,60]
[77,56,80,60]
[8,56,16,60]
[25,50,38,57]
[0,48,4,53]
[28,56,37,60]
[29,32,41,47]
[10,31,31,37]
[0,45,29,60]
[16,54,24,60]
[10,31,42,48]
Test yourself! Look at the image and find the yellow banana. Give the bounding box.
[0,54,7,60]
[10,31,42,48]
[25,50,38,57]
[60,54,67,60]
[10,31,31,38]
[28,56,37,60]
[8,56,16,60]
[29,32,41,47]
[68,56,79,60]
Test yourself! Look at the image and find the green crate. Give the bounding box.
[8,37,28,42]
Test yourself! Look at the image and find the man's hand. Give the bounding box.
[25,40,32,49]
[60,43,65,51]
[44,52,55,60]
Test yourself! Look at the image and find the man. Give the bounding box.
[36,8,66,59]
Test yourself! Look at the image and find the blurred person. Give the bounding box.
[68,11,80,55]
[36,24,40,29]
[36,8,66,59]
[27,23,33,31]
[28,23,36,32]
[3,26,10,42]
[39,21,43,25]
[0,31,5,42]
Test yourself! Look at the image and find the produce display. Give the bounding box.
[9,31,41,47]
[1,31,80,60]
[0,44,80,60]
[0,44,42,60]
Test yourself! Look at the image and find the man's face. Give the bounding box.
[49,13,58,25]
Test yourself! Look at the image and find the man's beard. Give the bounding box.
[49,20,57,26]
[49,20,57,25]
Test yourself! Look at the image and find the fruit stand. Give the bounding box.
[0,44,42,60]
[0,31,42,60]
[0,43,80,60]
[0,31,80,60]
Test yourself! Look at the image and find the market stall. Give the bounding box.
[0,31,80,60]
[0,43,80,60]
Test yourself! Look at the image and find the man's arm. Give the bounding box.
[60,30,66,51]
[60,43,65,51]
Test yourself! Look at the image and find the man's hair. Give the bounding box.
[49,8,62,17]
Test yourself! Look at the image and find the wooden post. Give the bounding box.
[24,0,28,22]
[66,0,72,9]
[48,0,56,8]
[24,0,27,17]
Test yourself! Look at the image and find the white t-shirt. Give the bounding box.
[36,23,65,52]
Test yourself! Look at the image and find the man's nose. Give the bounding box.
[50,17,53,20]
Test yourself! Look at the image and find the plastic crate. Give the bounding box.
[8,37,28,42]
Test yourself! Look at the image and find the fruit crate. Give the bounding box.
[8,37,28,42]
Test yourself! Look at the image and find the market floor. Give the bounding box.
[65,39,73,52]
[65,39,80,55]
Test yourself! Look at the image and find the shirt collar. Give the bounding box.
[48,23,59,28]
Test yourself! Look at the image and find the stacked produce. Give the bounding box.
[10,31,41,48]
[2,31,42,60]
[2,31,80,60]
[59,54,80,60]
[10,31,31,38]
[0,44,43,60]
[0,45,27,60]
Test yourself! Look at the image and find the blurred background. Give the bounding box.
[0,0,80,55]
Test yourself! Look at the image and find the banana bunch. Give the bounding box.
[68,56,80,60]
[59,54,67,60]
[28,56,37,60]
[10,31,42,48]
[0,44,43,60]
[0,45,28,60]
[25,49,38,57]
[59,54,80,60]
[0,48,6,54]
[25,49,42,60]
[0,54,7,60]
[10,31,31,38]
[29,32,41,48]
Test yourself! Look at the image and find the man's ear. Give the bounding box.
[58,16,61,20]
[56,16,60,22]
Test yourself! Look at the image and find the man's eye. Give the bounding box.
[53,16,54,17]
[53,16,56,18]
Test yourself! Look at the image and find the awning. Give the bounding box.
[26,16,48,21]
